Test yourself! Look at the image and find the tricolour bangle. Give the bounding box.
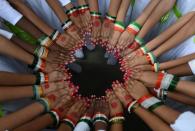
[138,95,163,111]
[33,58,46,72]
[153,62,160,72]
[78,115,92,127]
[133,36,144,47]
[114,21,125,33]
[49,110,60,127]
[155,72,165,89]
[34,46,49,59]
[146,52,157,64]
[168,75,179,91]
[109,116,125,125]
[33,85,43,100]
[127,100,138,114]
[39,72,49,83]
[50,30,61,41]
[38,98,50,112]
[62,118,75,129]
[127,21,142,35]
[159,73,173,91]
[38,35,53,47]
[93,113,109,125]
[156,89,168,101]
[66,7,78,17]
[140,46,149,55]
[90,11,101,19]
[77,4,89,14]
[105,13,116,23]
[62,19,73,31]
[28,55,38,69]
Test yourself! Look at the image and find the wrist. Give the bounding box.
[114,21,125,33]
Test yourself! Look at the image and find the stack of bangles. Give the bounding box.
[146,52,157,64]
[137,94,164,111]
[127,21,142,36]
[109,113,125,125]
[105,13,116,23]
[77,4,89,14]
[90,11,101,19]
[114,21,125,33]
[32,85,44,100]
[128,36,145,49]
[126,100,139,114]
[92,113,109,125]
[34,72,49,85]
[38,35,53,48]
[66,7,78,17]
[38,97,51,113]
[78,115,93,128]
[62,115,77,130]
[155,73,180,92]
[62,19,73,31]
[28,56,46,72]
[34,46,49,59]
[48,110,60,127]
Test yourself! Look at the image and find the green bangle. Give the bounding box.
[93,117,108,124]
[135,36,144,46]
[34,72,41,85]
[48,111,58,126]
[168,76,179,91]
[105,13,116,22]
[38,98,50,112]
[149,102,164,111]
[66,7,77,15]
[62,119,74,129]
[28,55,38,69]
[78,119,92,127]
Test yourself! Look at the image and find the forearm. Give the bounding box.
[0,86,33,102]
[135,0,160,26]
[134,105,172,131]
[88,0,99,12]
[167,92,195,107]
[153,15,195,57]
[138,0,176,38]
[111,123,123,131]
[176,80,195,98]
[14,114,53,131]
[166,64,193,76]
[116,0,131,22]
[108,0,122,17]
[146,12,194,51]
[8,0,54,36]
[0,102,44,130]
[46,0,68,23]
[0,72,36,86]
[77,0,87,5]
[95,122,107,131]
[0,36,34,65]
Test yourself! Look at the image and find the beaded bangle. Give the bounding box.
[62,19,73,31]
[90,11,101,19]
[62,118,75,129]
[105,13,116,23]
[78,115,92,127]
[114,21,125,33]
[146,52,157,64]
[140,46,149,55]
[93,113,108,125]
[66,7,78,17]
[153,63,160,72]
[138,95,163,111]
[127,21,142,35]
[127,100,138,113]
[109,116,125,125]
[28,55,38,69]
[50,30,61,41]
[33,85,43,99]
[133,36,144,47]
[77,4,89,14]
[34,46,49,59]
[38,98,50,112]
[48,111,60,127]
[38,35,53,47]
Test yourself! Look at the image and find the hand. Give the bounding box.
[66,24,83,43]
[106,90,123,117]
[125,79,150,100]
[79,9,91,27]
[91,18,102,44]
[117,30,135,50]
[109,30,121,50]
[101,19,114,41]
[94,100,109,118]
[69,11,83,29]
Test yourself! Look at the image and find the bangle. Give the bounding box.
[127,21,142,35]
[109,116,125,125]
[62,19,73,31]
[38,98,50,112]
[28,55,38,69]
[140,46,149,55]
[39,72,49,83]
[156,89,168,101]
[49,110,60,127]
[35,72,41,85]
[33,58,46,72]
[90,11,101,19]
[153,63,160,72]
[168,75,179,91]
[146,52,157,64]
[127,100,138,114]
[93,113,108,125]
[77,4,89,14]
[34,46,49,59]
[66,7,78,17]
[114,21,125,33]
[62,118,75,129]
[38,35,53,47]
[50,30,60,41]
[138,95,163,111]
[105,13,116,23]
[159,73,173,91]
[78,115,92,127]
[33,85,43,99]
[155,73,165,89]
[133,36,144,47]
